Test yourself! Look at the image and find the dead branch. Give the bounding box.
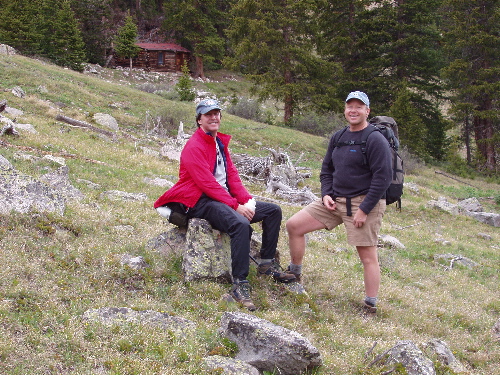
[55,114,116,139]
[435,170,479,188]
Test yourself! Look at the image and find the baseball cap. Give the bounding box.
[345,91,370,107]
[196,99,222,115]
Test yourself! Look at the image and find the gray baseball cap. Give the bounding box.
[346,91,370,107]
[196,99,222,115]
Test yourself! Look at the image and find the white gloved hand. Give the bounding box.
[243,198,256,212]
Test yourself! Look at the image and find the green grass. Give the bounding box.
[0,54,499,374]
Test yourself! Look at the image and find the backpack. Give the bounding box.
[333,116,404,209]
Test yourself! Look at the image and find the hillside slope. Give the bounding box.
[0,54,499,374]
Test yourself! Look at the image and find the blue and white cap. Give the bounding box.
[345,91,370,107]
[196,99,222,115]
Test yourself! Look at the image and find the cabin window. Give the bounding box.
[158,52,164,66]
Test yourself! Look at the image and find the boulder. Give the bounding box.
[218,311,322,375]
[422,339,468,373]
[0,164,65,215]
[203,355,260,375]
[386,340,435,375]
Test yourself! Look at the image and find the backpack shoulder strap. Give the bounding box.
[332,126,349,148]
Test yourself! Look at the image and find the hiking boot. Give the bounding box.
[257,259,296,283]
[363,301,377,315]
[284,266,302,284]
[230,280,256,311]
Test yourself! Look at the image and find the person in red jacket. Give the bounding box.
[154,99,295,311]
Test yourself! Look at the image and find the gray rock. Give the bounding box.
[11,86,25,98]
[465,211,500,227]
[143,177,174,188]
[203,355,260,375]
[183,218,232,282]
[0,155,13,169]
[0,44,17,55]
[120,254,148,270]
[422,339,468,373]
[219,312,322,375]
[81,307,195,335]
[458,197,483,212]
[93,113,118,131]
[39,166,84,201]
[0,164,66,215]
[427,197,460,215]
[4,106,24,117]
[434,253,478,269]
[386,340,435,375]
[378,234,405,249]
[13,123,37,134]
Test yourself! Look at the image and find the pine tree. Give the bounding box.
[225,0,338,124]
[114,13,141,70]
[0,0,42,54]
[162,0,229,78]
[71,0,112,65]
[316,0,448,159]
[43,0,87,71]
[440,0,499,172]
[176,62,196,101]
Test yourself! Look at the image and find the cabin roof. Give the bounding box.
[136,43,190,53]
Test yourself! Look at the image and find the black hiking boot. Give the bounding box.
[257,259,296,283]
[230,280,256,311]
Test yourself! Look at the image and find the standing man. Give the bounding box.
[154,99,295,312]
[285,91,392,313]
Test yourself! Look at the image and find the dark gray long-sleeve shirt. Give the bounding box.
[320,126,392,214]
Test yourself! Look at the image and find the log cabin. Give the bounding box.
[112,42,191,72]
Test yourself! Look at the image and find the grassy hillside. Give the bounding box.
[0,54,499,375]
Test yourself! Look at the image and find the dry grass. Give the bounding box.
[0,54,499,374]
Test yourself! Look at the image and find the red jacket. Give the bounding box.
[154,127,252,210]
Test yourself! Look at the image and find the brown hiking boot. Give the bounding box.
[284,266,302,284]
[257,259,296,283]
[363,301,377,315]
[230,280,256,311]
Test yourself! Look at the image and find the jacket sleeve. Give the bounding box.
[225,151,252,204]
[320,133,338,198]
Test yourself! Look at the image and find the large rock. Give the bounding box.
[39,166,84,201]
[218,312,322,375]
[422,339,468,373]
[150,219,267,282]
[0,164,65,215]
[183,218,232,282]
[386,340,435,375]
[93,113,119,131]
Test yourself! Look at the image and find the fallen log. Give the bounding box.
[55,114,116,139]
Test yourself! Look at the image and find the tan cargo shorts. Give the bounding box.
[304,195,386,247]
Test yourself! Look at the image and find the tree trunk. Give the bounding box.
[473,115,496,171]
[193,55,205,79]
[129,57,133,70]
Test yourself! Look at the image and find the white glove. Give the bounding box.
[243,198,256,212]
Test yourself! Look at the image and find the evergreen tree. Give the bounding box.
[175,62,196,101]
[71,0,112,65]
[40,0,87,71]
[316,0,448,159]
[440,0,499,172]
[114,13,141,70]
[225,0,339,124]
[0,0,42,55]
[162,0,229,78]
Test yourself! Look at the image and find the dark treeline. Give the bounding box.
[0,0,497,172]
